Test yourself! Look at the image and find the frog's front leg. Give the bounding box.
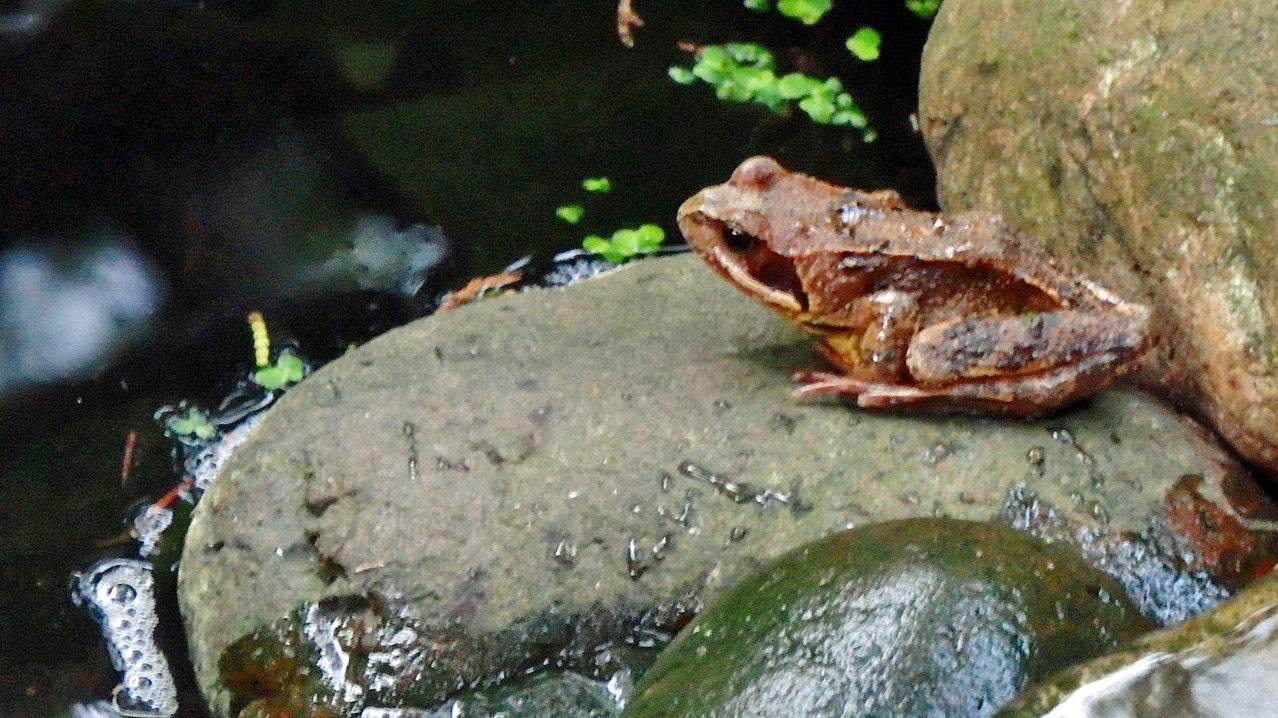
[814,289,919,381]
[795,309,1150,416]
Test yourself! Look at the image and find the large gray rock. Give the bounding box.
[178,255,1273,717]
[919,0,1278,476]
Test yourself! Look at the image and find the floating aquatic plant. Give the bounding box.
[668,43,871,137]
[743,0,832,25]
[846,27,881,61]
[582,224,665,263]
[555,204,585,224]
[581,177,612,192]
[247,312,306,390]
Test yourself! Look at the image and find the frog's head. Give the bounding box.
[677,156,841,317]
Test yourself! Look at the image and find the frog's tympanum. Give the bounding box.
[678,156,1153,417]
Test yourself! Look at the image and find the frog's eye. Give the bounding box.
[731,156,782,190]
[725,227,755,253]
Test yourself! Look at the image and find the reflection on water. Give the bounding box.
[0,235,164,393]
[302,216,450,298]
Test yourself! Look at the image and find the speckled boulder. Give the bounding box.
[919,1,1278,476]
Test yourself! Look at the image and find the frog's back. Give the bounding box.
[837,208,1106,312]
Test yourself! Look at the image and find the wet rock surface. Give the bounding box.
[919,0,1278,477]
[623,518,1152,718]
[178,254,1275,717]
[996,568,1278,717]
[218,593,652,717]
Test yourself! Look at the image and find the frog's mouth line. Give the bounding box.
[711,245,809,314]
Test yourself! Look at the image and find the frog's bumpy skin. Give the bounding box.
[73,559,178,717]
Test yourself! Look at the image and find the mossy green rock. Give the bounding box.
[624,518,1152,718]
[919,1,1278,476]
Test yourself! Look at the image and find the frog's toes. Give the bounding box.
[791,371,874,398]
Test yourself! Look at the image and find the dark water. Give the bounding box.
[0,1,933,715]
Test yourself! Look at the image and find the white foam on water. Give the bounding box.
[72,559,177,717]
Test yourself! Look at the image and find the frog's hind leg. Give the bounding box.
[905,310,1148,385]
[793,350,1131,417]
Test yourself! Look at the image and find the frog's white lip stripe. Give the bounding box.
[713,245,804,312]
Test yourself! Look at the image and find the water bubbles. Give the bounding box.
[541,252,617,287]
[71,559,177,717]
[107,582,137,603]
[183,413,262,492]
[359,708,441,717]
[132,505,174,558]
[67,700,125,718]
[605,668,633,709]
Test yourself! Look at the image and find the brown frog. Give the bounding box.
[678,156,1153,417]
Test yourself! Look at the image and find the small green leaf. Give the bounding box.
[582,235,610,254]
[743,0,771,10]
[776,0,831,25]
[799,95,836,124]
[583,224,666,263]
[582,177,612,192]
[593,244,626,263]
[831,110,867,128]
[190,421,216,440]
[862,128,878,142]
[584,234,626,263]
[168,409,215,440]
[693,61,727,85]
[611,228,640,256]
[555,204,585,224]
[776,73,814,99]
[253,350,305,390]
[717,76,754,103]
[846,27,881,61]
[697,45,730,72]
[905,0,941,20]
[635,223,665,250]
[275,351,305,383]
[724,43,774,69]
[744,68,783,108]
[254,365,285,390]
[667,66,696,85]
